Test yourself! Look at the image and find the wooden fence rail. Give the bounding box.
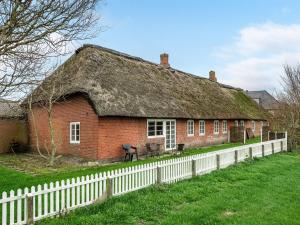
[0,136,288,225]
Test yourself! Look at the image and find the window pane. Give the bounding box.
[214,121,219,133]
[200,121,205,134]
[77,129,80,141]
[223,121,227,132]
[156,121,163,135]
[148,121,155,136]
[156,121,163,127]
[188,120,194,135]
[148,130,155,136]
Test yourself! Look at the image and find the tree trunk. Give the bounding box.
[47,105,57,166]
[28,96,48,159]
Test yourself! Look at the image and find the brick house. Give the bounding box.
[27,45,269,162]
[0,99,27,153]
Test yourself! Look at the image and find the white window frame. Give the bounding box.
[240,120,245,127]
[214,120,219,134]
[187,120,194,136]
[147,119,164,138]
[199,120,205,136]
[252,121,256,132]
[234,120,239,127]
[222,120,227,134]
[254,98,260,104]
[70,122,80,144]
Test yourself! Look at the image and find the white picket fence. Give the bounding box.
[0,137,287,225]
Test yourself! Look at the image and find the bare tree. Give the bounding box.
[28,74,69,166]
[1,0,103,165]
[0,0,101,99]
[271,65,300,151]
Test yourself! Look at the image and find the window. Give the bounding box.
[214,120,219,134]
[240,120,245,127]
[234,120,239,127]
[252,121,256,132]
[70,122,80,144]
[223,120,227,133]
[199,120,205,136]
[253,98,260,104]
[187,120,194,136]
[147,120,164,137]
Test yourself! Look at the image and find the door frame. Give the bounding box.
[146,119,177,151]
[164,119,176,151]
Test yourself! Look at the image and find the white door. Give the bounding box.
[165,120,176,150]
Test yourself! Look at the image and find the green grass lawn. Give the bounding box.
[0,137,260,193]
[39,153,300,225]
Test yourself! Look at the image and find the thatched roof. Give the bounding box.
[29,44,269,120]
[0,99,24,119]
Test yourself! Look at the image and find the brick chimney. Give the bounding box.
[160,53,170,67]
[209,70,217,82]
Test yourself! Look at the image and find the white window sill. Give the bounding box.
[199,133,205,136]
[214,132,219,135]
[187,134,194,137]
[70,142,80,144]
[147,135,164,139]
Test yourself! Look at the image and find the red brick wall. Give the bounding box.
[244,120,263,136]
[0,119,28,153]
[28,94,265,161]
[177,119,230,148]
[28,95,99,160]
[98,118,262,161]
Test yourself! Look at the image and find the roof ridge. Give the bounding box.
[76,44,241,91]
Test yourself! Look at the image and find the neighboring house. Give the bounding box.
[27,45,269,162]
[246,90,278,114]
[0,99,27,153]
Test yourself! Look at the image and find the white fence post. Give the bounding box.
[249,147,253,159]
[260,128,263,142]
[262,144,265,157]
[106,177,113,198]
[157,166,162,184]
[280,141,283,152]
[243,129,246,144]
[2,192,7,225]
[234,150,238,164]
[285,131,288,151]
[26,194,34,225]
[216,154,221,170]
[192,159,197,177]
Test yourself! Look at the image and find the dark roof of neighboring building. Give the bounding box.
[0,99,24,119]
[246,90,278,110]
[29,44,269,120]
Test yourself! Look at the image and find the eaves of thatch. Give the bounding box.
[29,44,269,120]
[0,99,24,119]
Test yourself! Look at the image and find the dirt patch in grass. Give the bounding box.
[222,210,236,217]
[0,153,94,175]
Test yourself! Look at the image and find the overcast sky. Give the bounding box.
[84,0,300,92]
